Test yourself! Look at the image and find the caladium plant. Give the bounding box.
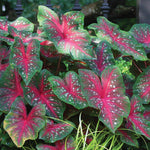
[0,5,150,150]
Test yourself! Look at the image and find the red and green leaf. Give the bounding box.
[8,26,44,44]
[0,66,23,112]
[0,17,9,36]
[88,17,147,61]
[39,119,75,143]
[79,67,130,132]
[3,97,46,147]
[11,17,34,32]
[0,45,9,76]
[127,95,150,139]
[86,41,115,75]
[10,37,43,85]
[130,24,150,49]
[37,137,75,150]
[23,69,65,119]
[38,6,94,60]
[49,71,88,109]
[133,66,150,104]
[117,129,139,147]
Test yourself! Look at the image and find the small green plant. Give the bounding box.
[0,5,150,150]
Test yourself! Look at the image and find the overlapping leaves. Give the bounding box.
[38,5,94,60]
[49,71,88,109]
[127,96,150,139]
[0,66,23,112]
[88,17,147,61]
[23,69,65,119]
[133,66,150,104]
[39,119,75,143]
[86,41,115,75]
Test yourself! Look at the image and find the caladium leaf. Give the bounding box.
[10,37,43,85]
[8,26,44,44]
[0,45,10,76]
[79,67,130,132]
[49,71,88,109]
[143,106,150,121]
[11,17,34,32]
[130,24,150,49]
[127,95,150,139]
[88,17,147,61]
[39,119,75,143]
[23,69,65,119]
[86,41,115,76]
[133,66,150,104]
[64,11,84,29]
[38,5,59,26]
[3,98,46,147]
[0,66,23,112]
[117,129,139,147]
[38,6,94,60]
[37,137,75,150]
[0,17,9,36]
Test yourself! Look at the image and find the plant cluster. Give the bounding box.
[0,5,150,150]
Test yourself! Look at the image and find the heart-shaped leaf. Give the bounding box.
[49,71,88,109]
[133,66,150,104]
[10,37,43,85]
[86,41,115,76]
[130,24,150,49]
[0,66,23,112]
[39,119,75,143]
[127,95,150,139]
[3,97,46,147]
[88,17,147,61]
[79,67,130,132]
[23,69,65,119]
[38,6,94,60]
[117,129,139,147]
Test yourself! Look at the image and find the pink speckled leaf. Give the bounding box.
[130,24,150,49]
[38,6,94,60]
[10,37,43,85]
[133,66,150,104]
[0,17,9,36]
[49,71,88,109]
[88,17,147,61]
[3,97,45,147]
[86,41,115,75]
[39,119,74,143]
[117,129,139,147]
[0,45,9,76]
[23,69,65,119]
[8,26,44,44]
[0,66,23,112]
[11,17,34,32]
[127,95,150,139]
[79,67,130,132]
